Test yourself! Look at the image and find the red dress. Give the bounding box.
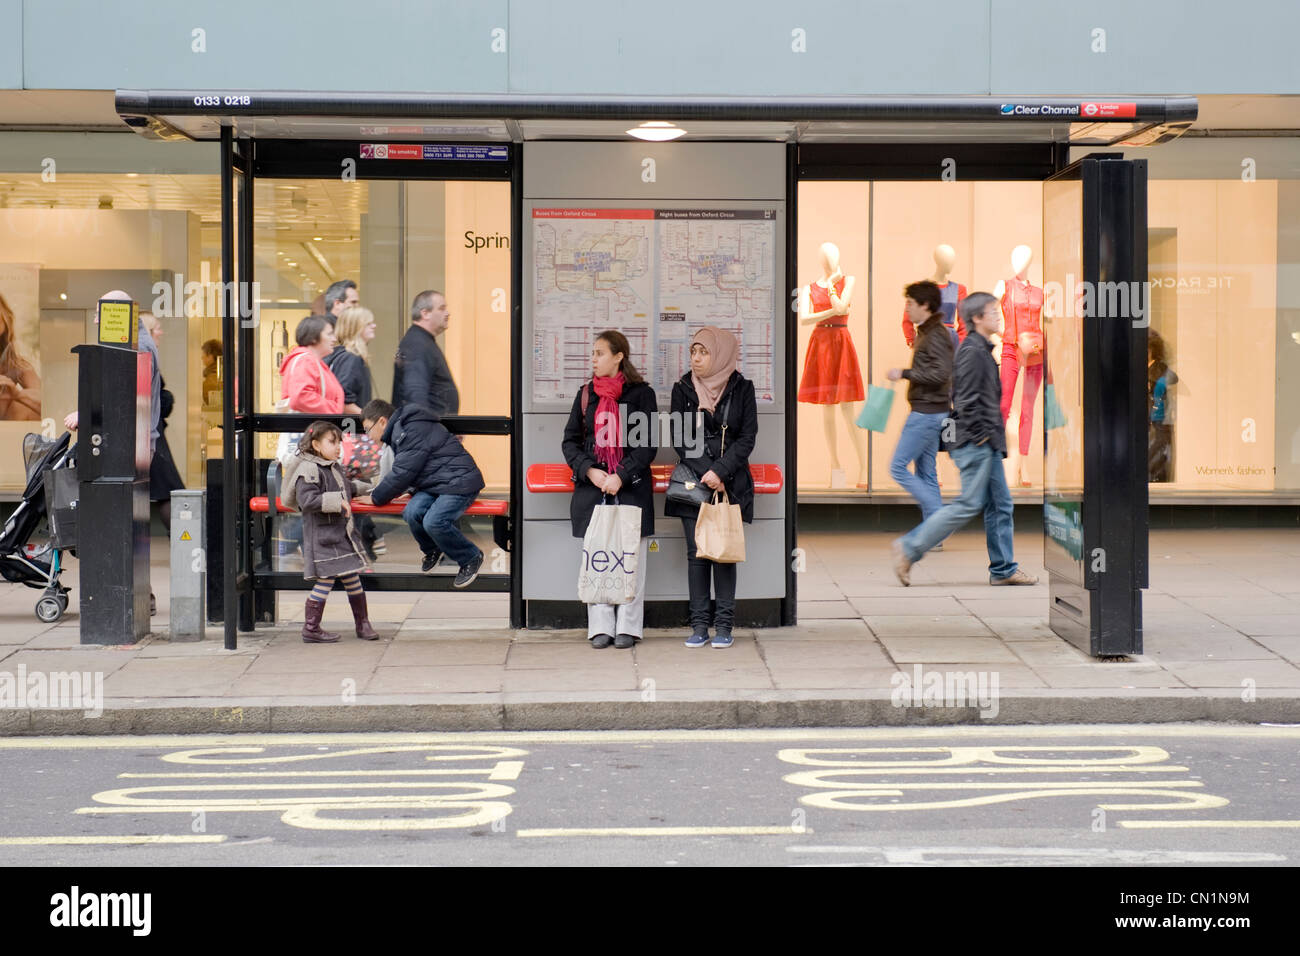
[798,278,865,404]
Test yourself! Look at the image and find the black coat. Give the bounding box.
[666,372,758,523]
[392,324,459,417]
[903,314,955,413]
[370,404,485,504]
[324,346,373,409]
[561,379,657,538]
[952,330,1007,457]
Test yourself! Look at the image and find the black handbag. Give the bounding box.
[667,462,711,507]
[667,392,732,508]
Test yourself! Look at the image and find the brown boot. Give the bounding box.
[301,597,341,643]
[348,591,379,641]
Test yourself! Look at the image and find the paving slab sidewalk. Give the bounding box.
[1,529,1298,733]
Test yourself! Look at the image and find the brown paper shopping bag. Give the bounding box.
[694,490,746,564]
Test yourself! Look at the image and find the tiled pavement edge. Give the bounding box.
[1,529,1297,732]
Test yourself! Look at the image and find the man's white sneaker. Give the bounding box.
[990,569,1038,586]
[891,539,912,587]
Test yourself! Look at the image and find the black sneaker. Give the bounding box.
[614,633,636,649]
[420,550,443,574]
[591,633,614,649]
[453,552,484,588]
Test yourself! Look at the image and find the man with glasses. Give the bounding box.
[322,279,359,327]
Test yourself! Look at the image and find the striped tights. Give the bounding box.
[308,573,364,604]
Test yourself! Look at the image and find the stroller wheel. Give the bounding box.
[35,596,63,623]
[56,592,69,612]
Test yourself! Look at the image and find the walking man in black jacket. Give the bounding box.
[393,290,459,417]
[357,399,485,587]
[891,292,1038,588]
[888,281,954,526]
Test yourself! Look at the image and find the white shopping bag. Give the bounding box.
[577,499,641,605]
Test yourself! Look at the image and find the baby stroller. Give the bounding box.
[0,432,76,623]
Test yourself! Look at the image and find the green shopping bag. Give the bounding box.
[1044,383,1068,430]
[855,383,896,433]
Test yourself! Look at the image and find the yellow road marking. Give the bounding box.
[1119,820,1300,829]
[118,762,524,780]
[0,835,226,845]
[0,726,1297,748]
[517,826,810,838]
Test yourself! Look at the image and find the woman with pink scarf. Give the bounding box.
[561,330,658,649]
[666,326,759,649]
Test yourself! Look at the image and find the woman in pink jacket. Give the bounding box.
[280,316,345,414]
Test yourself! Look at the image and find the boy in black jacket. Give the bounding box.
[356,398,485,587]
[891,293,1038,588]
[887,280,955,527]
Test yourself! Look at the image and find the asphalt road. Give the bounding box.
[0,724,1297,867]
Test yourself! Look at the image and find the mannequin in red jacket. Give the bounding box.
[902,244,968,349]
[994,245,1044,488]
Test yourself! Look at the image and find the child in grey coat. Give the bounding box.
[282,420,377,642]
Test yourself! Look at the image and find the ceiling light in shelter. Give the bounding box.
[627,121,687,142]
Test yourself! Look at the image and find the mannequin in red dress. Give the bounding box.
[798,242,866,487]
[994,245,1044,488]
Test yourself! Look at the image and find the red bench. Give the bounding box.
[250,496,508,517]
[526,463,783,494]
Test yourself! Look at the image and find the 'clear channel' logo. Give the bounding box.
[1000,104,1016,115]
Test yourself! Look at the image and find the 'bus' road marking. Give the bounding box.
[780,746,1231,813]
[1119,820,1300,829]
[516,826,810,838]
[0,835,227,846]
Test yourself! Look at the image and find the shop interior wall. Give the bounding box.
[0,207,199,491]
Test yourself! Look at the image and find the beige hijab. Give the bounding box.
[690,326,739,413]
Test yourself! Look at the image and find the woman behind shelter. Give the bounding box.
[140,313,185,530]
[561,330,657,650]
[666,326,758,649]
[0,291,42,421]
[324,305,375,415]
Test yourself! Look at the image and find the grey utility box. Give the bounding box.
[169,489,205,641]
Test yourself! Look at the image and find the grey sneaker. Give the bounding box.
[991,568,1038,586]
[890,538,912,587]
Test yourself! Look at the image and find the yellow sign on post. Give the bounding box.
[97,298,138,348]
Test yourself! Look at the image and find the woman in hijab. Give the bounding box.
[561,330,658,650]
[666,326,759,648]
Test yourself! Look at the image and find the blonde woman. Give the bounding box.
[325,306,376,415]
[327,305,384,558]
[0,292,41,421]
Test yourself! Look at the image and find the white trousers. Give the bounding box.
[587,536,649,641]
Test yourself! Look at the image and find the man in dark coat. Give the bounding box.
[392,290,459,417]
[359,399,485,587]
[892,292,1038,588]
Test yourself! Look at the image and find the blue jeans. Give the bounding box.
[403,492,481,567]
[890,410,946,520]
[900,442,1019,579]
